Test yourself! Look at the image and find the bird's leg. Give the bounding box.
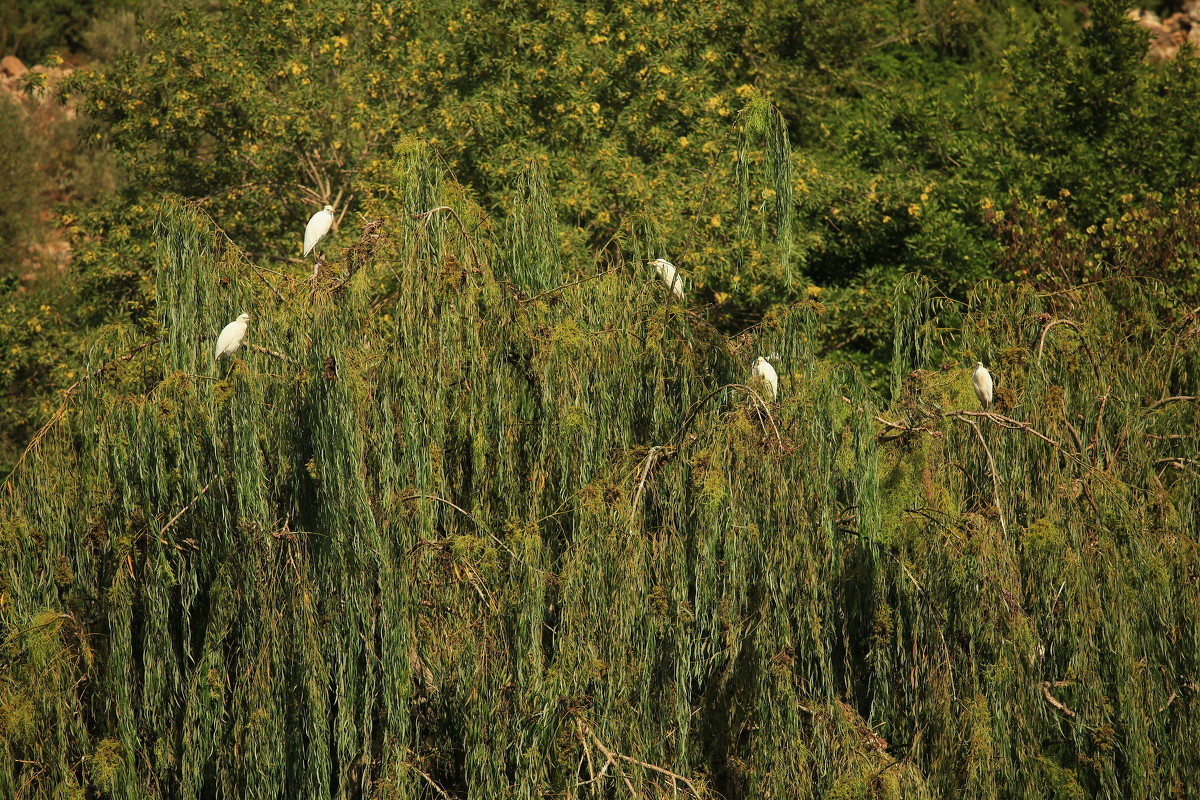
[310,253,324,283]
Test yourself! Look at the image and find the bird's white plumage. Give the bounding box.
[303,204,335,257]
[214,313,251,360]
[649,258,684,299]
[753,356,779,401]
[972,362,993,409]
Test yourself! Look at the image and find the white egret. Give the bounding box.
[303,204,335,257]
[214,313,251,360]
[753,356,779,401]
[972,362,993,409]
[648,258,684,300]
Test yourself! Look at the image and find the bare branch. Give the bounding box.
[158,478,218,543]
[583,727,638,798]
[627,446,665,534]
[1035,318,1082,366]
[581,721,703,798]
[944,409,1060,448]
[411,206,485,270]
[1092,387,1110,467]
[519,268,619,304]
[1147,395,1197,411]
[1041,681,1075,718]
[246,344,298,364]
[949,415,1007,537]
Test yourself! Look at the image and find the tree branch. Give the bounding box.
[1041,681,1076,718]
[158,477,218,543]
[950,415,1007,537]
[1147,395,1197,411]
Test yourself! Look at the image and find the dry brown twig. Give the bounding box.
[951,415,1008,537]
[1147,395,1198,411]
[411,206,484,270]
[4,337,163,492]
[1035,318,1082,367]
[1092,386,1111,467]
[409,761,452,800]
[1041,681,1076,718]
[519,267,620,304]
[158,477,218,544]
[297,149,350,218]
[246,344,298,364]
[578,720,702,798]
[875,414,943,442]
[944,410,1060,448]
[731,383,784,449]
[627,446,665,534]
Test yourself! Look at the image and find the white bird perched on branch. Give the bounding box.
[972,362,993,409]
[214,313,251,360]
[648,258,684,300]
[753,356,779,401]
[303,204,335,258]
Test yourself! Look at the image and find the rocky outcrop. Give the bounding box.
[1,54,28,78]
[0,55,75,114]
[1128,3,1200,61]
[0,53,78,282]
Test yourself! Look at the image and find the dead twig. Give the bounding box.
[1035,318,1082,367]
[519,268,620,304]
[731,383,784,450]
[627,446,665,534]
[411,206,484,270]
[5,337,163,491]
[875,414,943,442]
[1092,387,1110,467]
[583,727,638,798]
[158,477,217,543]
[1147,395,1197,411]
[673,383,784,451]
[580,721,703,798]
[1155,457,1199,470]
[410,764,452,800]
[944,410,1060,448]
[576,719,600,798]
[1041,681,1075,718]
[950,415,1007,537]
[246,344,299,364]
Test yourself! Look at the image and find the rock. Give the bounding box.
[1,55,27,77]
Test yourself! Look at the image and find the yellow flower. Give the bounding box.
[806,285,823,297]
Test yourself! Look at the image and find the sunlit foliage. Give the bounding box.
[1,146,1197,798]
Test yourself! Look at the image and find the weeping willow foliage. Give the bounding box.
[1,142,1198,800]
[737,96,794,284]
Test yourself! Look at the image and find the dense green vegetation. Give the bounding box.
[3,0,1198,465]
[1,0,1199,797]
[2,157,1198,799]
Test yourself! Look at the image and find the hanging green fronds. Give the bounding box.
[1,143,1198,800]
